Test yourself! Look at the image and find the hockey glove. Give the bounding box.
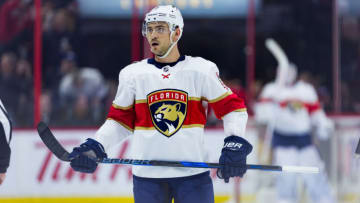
[69,138,107,173]
[217,135,253,183]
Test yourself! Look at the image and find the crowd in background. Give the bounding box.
[0,0,113,127]
[0,0,360,128]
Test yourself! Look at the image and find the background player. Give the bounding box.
[67,5,252,203]
[0,99,12,185]
[254,63,335,203]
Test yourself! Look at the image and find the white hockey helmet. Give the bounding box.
[142,5,184,37]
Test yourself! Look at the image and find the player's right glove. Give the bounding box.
[217,135,253,183]
[69,138,107,173]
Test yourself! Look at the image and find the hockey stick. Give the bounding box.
[257,38,291,165]
[265,38,290,87]
[37,122,319,173]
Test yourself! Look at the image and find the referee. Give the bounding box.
[0,99,11,185]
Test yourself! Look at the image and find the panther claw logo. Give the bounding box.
[147,89,188,137]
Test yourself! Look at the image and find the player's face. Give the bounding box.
[145,22,171,56]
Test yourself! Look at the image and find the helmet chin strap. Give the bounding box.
[157,31,182,59]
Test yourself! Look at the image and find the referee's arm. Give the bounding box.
[0,100,12,185]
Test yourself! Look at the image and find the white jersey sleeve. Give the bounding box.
[94,66,136,151]
[304,83,334,139]
[254,82,278,125]
[200,62,248,137]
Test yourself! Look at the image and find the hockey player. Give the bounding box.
[254,64,335,203]
[68,5,252,203]
[0,99,12,185]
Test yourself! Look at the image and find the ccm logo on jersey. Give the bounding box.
[223,142,243,150]
[147,89,188,137]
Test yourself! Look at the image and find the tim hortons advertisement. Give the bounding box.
[0,128,260,198]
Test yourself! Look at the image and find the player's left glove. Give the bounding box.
[69,138,107,173]
[217,135,253,183]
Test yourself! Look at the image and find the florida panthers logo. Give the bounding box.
[147,89,188,137]
[287,101,304,112]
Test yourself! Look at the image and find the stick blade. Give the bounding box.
[356,138,360,157]
[37,122,71,162]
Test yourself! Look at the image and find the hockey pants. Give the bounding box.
[274,146,335,203]
[133,171,214,203]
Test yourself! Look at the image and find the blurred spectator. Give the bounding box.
[0,0,33,54]
[64,94,94,126]
[0,52,33,126]
[224,78,247,103]
[42,0,56,33]
[40,90,53,124]
[14,58,33,125]
[104,79,118,112]
[58,51,108,125]
[43,7,79,88]
[0,52,18,120]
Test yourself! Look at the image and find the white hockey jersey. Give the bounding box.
[94,55,247,178]
[254,80,332,136]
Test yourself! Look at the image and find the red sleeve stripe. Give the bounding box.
[209,93,247,119]
[304,102,321,114]
[183,100,207,125]
[107,104,135,130]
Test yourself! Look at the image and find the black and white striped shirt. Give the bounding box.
[0,99,11,173]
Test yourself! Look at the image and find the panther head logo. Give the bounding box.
[154,103,185,134]
[147,89,188,137]
[287,101,304,112]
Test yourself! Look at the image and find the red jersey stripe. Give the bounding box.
[134,99,207,128]
[279,100,321,114]
[208,93,247,119]
[107,104,135,130]
[304,102,321,114]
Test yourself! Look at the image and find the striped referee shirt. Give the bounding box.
[0,99,11,173]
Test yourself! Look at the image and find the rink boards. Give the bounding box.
[0,127,260,202]
[0,117,359,203]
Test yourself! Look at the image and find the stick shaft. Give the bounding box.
[100,158,283,171]
[265,38,289,87]
[37,122,319,173]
